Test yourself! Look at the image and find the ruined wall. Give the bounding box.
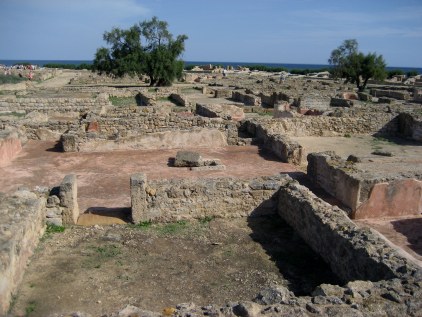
[0,96,110,114]
[277,176,420,282]
[62,114,239,152]
[307,152,422,219]
[242,120,303,164]
[232,90,262,106]
[397,113,422,142]
[244,111,397,137]
[307,152,361,212]
[130,174,283,223]
[0,190,46,315]
[298,96,330,110]
[370,89,411,100]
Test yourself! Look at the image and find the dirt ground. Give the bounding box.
[0,141,297,217]
[9,216,340,317]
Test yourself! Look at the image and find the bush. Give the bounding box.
[43,63,92,70]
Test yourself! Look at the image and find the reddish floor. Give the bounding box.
[0,141,297,213]
[355,216,422,267]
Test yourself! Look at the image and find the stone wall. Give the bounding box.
[0,190,46,315]
[243,111,397,137]
[370,89,411,100]
[242,120,303,164]
[232,90,262,106]
[62,114,239,152]
[397,113,422,142]
[130,174,283,223]
[277,176,420,282]
[307,152,422,218]
[0,96,110,114]
[299,96,330,110]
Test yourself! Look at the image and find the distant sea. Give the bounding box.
[1,59,421,73]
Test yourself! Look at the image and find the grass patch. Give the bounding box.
[95,245,121,258]
[45,223,65,234]
[40,223,65,242]
[0,74,27,84]
[25,300,37,316]
[156,220,188,235]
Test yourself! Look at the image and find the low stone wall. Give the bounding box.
[0,129,22,165]
[62,113,239,152]
[370,89,411,100]
[330,97,354,107]
[299,96,330,110]
[196,103,245,121]
[232,90,261,106]
[63,128,229,152]
[244,111,398,137]
[242,120,303,164]
[0,96,110,114]
[397,113,422,142]
[130,174,283,223]
[277,176,420,282]
[0,190,46,315]
[307,152,422,218]
[307,152,361,212]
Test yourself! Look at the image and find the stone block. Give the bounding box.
[174,151,202,167]
[130,173,148,223]
[59,174,79,224]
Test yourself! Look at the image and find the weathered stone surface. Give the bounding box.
[174,151,202,167]
[0,129,22,166]
[130,173,148,223]
[196,103,245,121]
[277,175,421,282]
[59,174,79,224]
[130,174,284,222]
[0,190,46,315]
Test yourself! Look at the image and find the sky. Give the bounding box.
[0,0,421,67]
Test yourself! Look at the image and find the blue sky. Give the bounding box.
[1,0,421,67]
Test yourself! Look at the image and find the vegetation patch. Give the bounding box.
[0,74,27,84]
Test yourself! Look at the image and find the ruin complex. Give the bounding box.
[0,67,421,316]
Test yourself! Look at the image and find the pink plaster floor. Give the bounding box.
[0,140,297,214]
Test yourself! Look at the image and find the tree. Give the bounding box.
[92,17,188,86]
[329,39,386,91]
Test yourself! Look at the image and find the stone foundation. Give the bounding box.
[0,190,46,315]
[130,174,283,223]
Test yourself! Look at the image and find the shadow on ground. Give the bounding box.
[391,218,422,256]
[248,195,341,295]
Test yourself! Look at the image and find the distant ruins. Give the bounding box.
[0,66,421,316]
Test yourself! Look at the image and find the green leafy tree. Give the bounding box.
[329,39,386,91]
[93,17,188,86]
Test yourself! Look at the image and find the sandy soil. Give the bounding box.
[9,216,339,317]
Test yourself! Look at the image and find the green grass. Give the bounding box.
[109,96,139,107]
[45,223,65,234]
[199,216,215,225]
[156,220,188,235]
[0,74,27,84]
[25,300,37,316]
[40,223,65,242]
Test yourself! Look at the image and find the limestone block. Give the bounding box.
[174,151,202,167]
[130,173,148,223]
[59,174,79,224]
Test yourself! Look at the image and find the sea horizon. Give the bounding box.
[1,59,421,73]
